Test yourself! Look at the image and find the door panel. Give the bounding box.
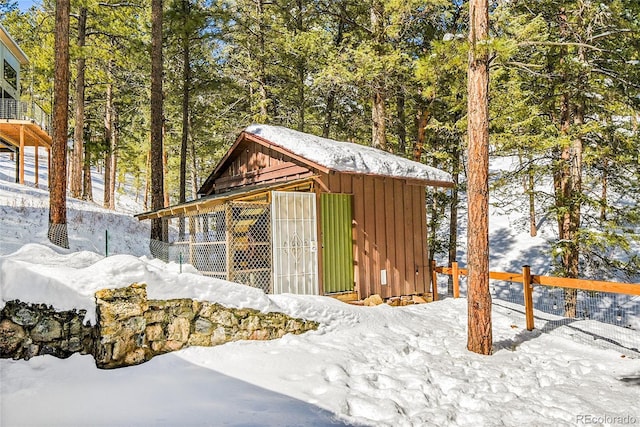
[271,191,319,294]
[321,193,354,294]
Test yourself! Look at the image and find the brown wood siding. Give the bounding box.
[362,176,376,297]
[393,178,406,295]
[352,175,364,292]
[402,182,415,296]
[373,178,386,297]
[317,172,429,299]
[415,185,429,293]
[383,179,395,297]
[214,141,313,193]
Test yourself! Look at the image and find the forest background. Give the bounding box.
[1,0,640,294]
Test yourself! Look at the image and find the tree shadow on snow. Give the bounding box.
[618,375,640,386]
[3,352,356,426]
[492,301,639,356]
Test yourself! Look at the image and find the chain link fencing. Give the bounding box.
[37,201,275,294]
[150,201,273,293]
[436,275,640,357]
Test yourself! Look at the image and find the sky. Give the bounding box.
[16,0,36,12]
[1,147,640,426]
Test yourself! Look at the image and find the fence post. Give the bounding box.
[105,230,109,257]
[452,261,460,298]
[430,260,439,301]
[179,252,183,274]
[523,265,534,331]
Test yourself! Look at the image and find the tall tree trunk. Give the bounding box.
[256,0,268,122]
[322,92,335,138]
[447,144,460,295]
[150,0,166,244]
[48,0,70,249]
[466,0,491,355]
[108,108,118,210]
[179,0,190,238]
[190,139,198,199]
[293,0,305,130]
[600,159,608,222]
[414,108,429,162]
[527,154,537,237]
[297,63,305,132]
[519,151,537,237]
[556,99,583,318]
[371,91,387,150]
[70,6,86,199]
[144,149,151,210]
[370,0,387,151]
[322,4,345,138]
[552,7,583,318]
[82,133,93,201]
[396,91,406,155]
[103,78,113,209]
[163,148,170,208]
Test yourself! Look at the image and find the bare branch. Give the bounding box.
[518,41,603,52]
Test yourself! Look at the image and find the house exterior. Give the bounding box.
[0,23,51,186]
[137,125,453,301]
[0,24,25,102]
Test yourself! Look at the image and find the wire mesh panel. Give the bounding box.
[166,206,229,279]
[444,275,640,356]
[164,202,272,291]
[228,201,272,293]
[271,191,319,295]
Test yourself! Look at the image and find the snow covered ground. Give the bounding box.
[2,149,640,426]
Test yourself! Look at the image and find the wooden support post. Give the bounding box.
[225,203,232,282]
[452,261,460,298]
[47,147,51,189]
[34,141,39,188]
[523,265,534,331]
[188,215,195,266]
[19,125,25,184]
[14,149,19,183]
[430,259,438,301]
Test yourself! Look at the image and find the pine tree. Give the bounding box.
[69,6,86,199]
[492,0,640,307]
[150,0,165,244]
[466,0,492,355]
[48,0,71,249]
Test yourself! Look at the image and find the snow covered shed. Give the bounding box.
[136,125,453,300]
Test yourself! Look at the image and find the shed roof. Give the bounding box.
[136,177,315,220]
[245,124,452,184]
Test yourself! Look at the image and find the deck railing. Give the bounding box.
[0,99,51,133]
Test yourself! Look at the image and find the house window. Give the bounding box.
[3,60,17,90]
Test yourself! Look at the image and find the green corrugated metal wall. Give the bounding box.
[320,193,354,293]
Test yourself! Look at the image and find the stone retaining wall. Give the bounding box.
[0,301,94,360]
[1,283,318,369]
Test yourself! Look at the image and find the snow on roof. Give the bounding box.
[245,124,452,184]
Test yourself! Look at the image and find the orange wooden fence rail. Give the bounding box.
[432,261,640,331]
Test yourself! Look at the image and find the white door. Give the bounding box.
[271,191,319,294]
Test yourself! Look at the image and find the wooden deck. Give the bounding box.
[0,119,52,186]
